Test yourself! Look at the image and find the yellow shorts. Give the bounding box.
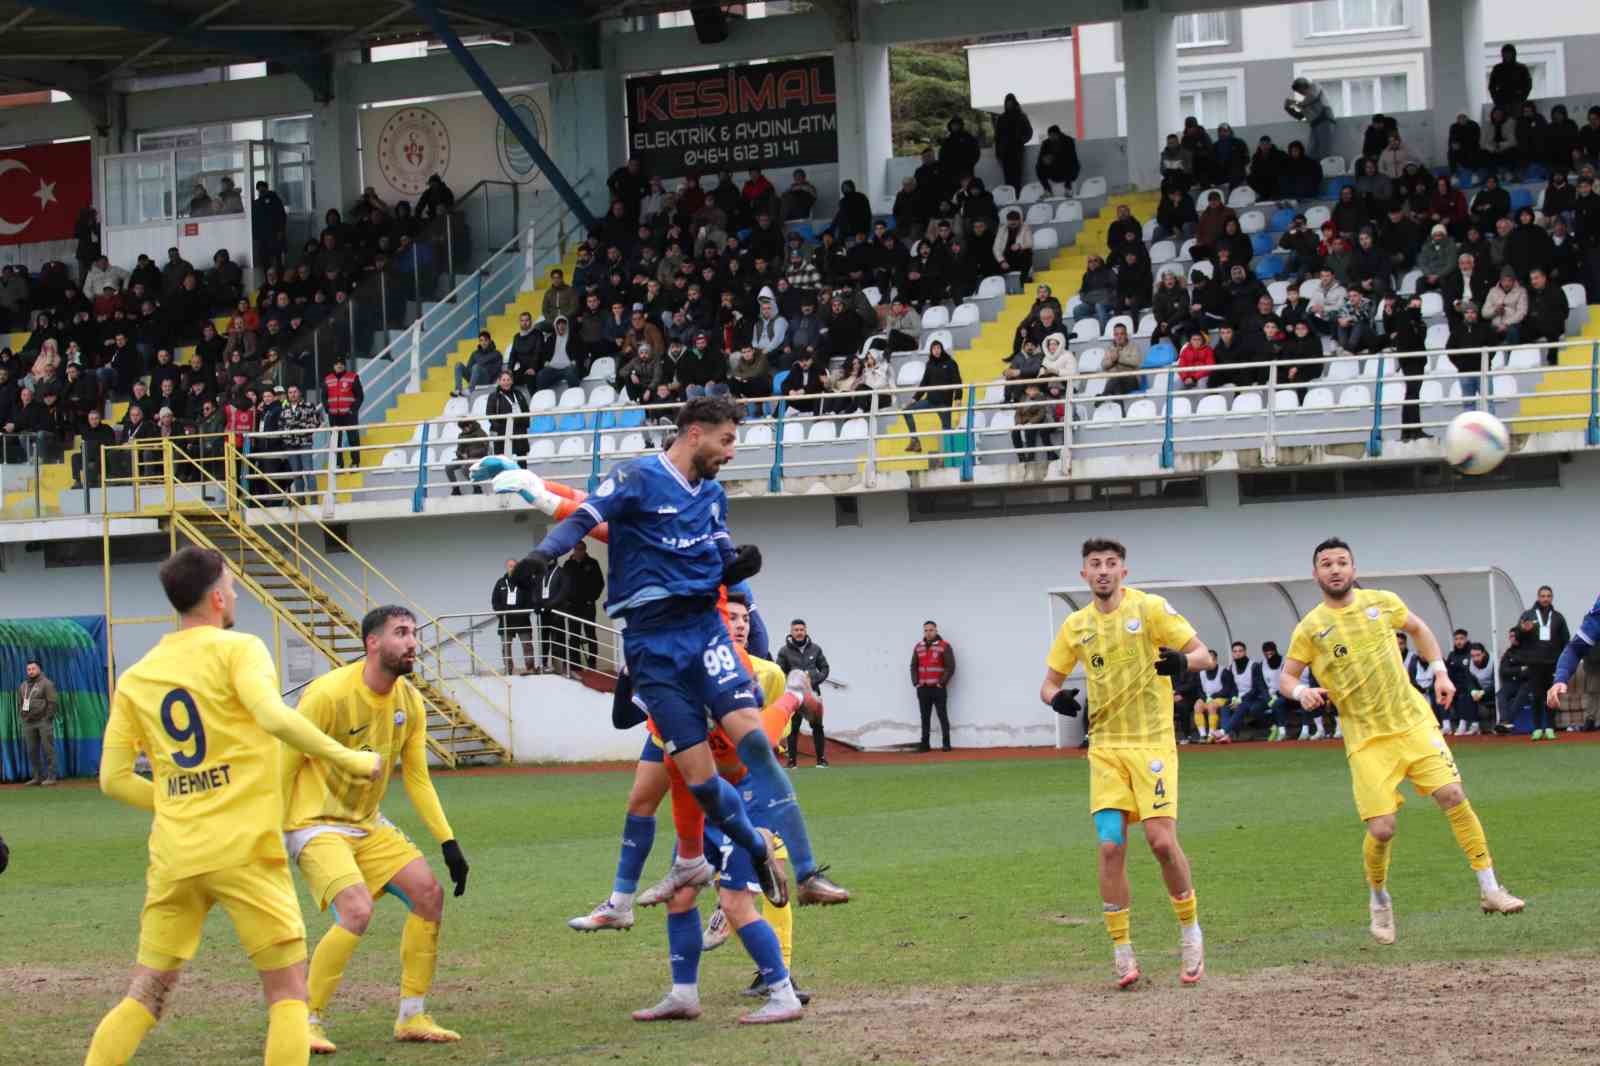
[1087,746,1178,823]
[1348,723,1461,821]
[294,823,425,912]
[138,860,306,972]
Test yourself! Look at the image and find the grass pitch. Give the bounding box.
[3,740,1595,1065]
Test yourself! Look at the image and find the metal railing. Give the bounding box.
[11,335,1600,521]
[358,172,597,426]
[95,437,516,758]
[421,608,620,681]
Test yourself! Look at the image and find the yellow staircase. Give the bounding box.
[1514,307,1600,434]
[124,441,513,766]
[353,257,579,481]
[877,192,1165,471]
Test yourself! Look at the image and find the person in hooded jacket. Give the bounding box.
[831,181,873,240]
[993,94,1034,192]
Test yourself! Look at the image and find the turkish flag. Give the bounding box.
[0,141,92,246]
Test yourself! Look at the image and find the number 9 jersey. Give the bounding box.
[104,627,305,881]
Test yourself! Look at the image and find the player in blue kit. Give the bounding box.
[513,397,848,909]
[1546,593,1600,714]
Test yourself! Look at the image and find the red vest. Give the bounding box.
[914,639,950,687]
[323,371,358,416]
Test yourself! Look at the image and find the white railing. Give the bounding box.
[421,608,620,680]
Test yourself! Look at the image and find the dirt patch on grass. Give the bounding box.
[815,958,1598,1065]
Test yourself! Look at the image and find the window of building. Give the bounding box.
[1319,73,1408,116]
[1179,87,1230,127]
[1308,0,1406,35]
[1116,70,1244,137]
[1175,12,1229,48]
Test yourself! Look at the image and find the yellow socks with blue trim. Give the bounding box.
[399,915,441,1020]
[264,1000,309,1065]
[1444,800,1501,892]
[761,897,794,969]
[307,925,361,1017]
[85,997,157,1065]
[1363,832,1392,903]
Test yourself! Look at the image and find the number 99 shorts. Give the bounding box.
[622,606,761,756]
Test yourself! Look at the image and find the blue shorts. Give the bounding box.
[704,826,761,894]
[622,606,760,755]
[639,733,663,764]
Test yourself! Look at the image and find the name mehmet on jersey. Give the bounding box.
[167,763,234,797]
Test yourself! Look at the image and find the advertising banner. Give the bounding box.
[360,86,555,199]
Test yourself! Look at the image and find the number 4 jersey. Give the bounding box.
[104,627,309,881]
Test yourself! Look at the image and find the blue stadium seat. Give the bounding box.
[1521,164,1550,183]
[1142,339,1178,369]
[1254,254,1287,280]
[530,414,556,434]
[1456,169,1482,189]
[1431,165,1451,177]
[1269,207,1296,232]
[1509,188,1536,212]
[1250,232,1275,255]
[1321,176,1353,199]
[616,407,646,429]
[557,412,588,432]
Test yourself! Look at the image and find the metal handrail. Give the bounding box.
[421,607,621,680]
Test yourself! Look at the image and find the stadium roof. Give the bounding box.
[0,0,653,105]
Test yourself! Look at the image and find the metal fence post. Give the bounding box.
[959,385,976,482]
[408,317,423,393]
[522,220,537,292]
[474,270,483,334]
[1263,362,1278,465]
[1588,339,1600,447]
[587,420,603,494]
[1366,357,1385,457]
[1158,370,1176,469]
[769,404,785,493]
[323,427,337,511]
[412,420,431,513]
[864,391,878,487]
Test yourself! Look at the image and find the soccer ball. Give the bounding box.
[1442,411,1509,475]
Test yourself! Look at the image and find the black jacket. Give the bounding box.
[492,573,533,619]
[1517,606,1570,666]
[776,636,830,689]
[556,555,605,609]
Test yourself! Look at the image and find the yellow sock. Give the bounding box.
[1103,907,1131,947]
[1207,708,1220,733]
[1192,708,1206,734]
[1363,832,1392,890]
[85,998,158,1065]
[307,925,362,1014]
[761,897,795,969]
[400,914,440,999]
[1170,891,1198,928]
[264,1000,309,1065]
[1444,800,1492,871]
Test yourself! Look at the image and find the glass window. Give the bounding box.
[1179,87,1230,127]
[1320,73,1408,115]
[176,142,247,218]
[1175,12,1228,47]
[1309,0,1405,35]
[105,154,174,226]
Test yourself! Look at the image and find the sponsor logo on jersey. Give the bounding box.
[1333,644,1349,658]
[1149,758,1164,773]
[656,505,679,514]
[596,477,616,498]
[394,711,406,726]
[1090,653,1106,671]
[1316,625,1335,639]
[1366,606,1381,620]
[1125,618,1142,634]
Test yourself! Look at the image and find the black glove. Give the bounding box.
[512,549,553,587]
[1153,648,1187,678]
[441,840,469,897]
[611,668,645,730]
[1050,688,1081,717]
[0,834,9,876]
[723,544,762,585]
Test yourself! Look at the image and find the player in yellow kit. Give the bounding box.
[1036,538,1211,990]
[1280,538,1524,945]
[86,547,382,1066]
[281,606,471,1053]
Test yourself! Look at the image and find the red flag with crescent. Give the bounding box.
[0,141,92,245]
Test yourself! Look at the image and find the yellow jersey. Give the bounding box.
[1287,588,1434,753]
[282,661,453,844]
[1046,587,1197,750]
[103,627,370,880]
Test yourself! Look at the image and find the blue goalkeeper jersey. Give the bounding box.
[1555,594,1600,684]
[538,453,733,623]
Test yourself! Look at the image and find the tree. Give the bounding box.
[889,45,994,158]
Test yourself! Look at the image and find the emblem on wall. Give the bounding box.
[495,93,551,186]
[377,107,451,197]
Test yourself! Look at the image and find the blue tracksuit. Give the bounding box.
[1554,595,1600,685]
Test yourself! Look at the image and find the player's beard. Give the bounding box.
[692,447,724,480]
[382,650,415,676]
[1317,573,1353,598]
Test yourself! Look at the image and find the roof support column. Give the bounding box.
[1120,9,1179,191]
[1427,0,1484,163]
[833,2,891,211]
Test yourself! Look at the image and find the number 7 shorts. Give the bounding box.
[1087,746,1179,823]
[622,606,762,755]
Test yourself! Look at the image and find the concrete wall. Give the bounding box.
[6,452,1599,760]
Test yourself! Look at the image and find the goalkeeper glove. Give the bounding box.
[513,549,554,586]
[1153,648,1187,678]
[1050,688,1081,717]
[441,840,469,897]
[723,544,763,585]
[469,455,519,483]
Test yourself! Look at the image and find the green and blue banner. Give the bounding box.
[0,616,111,782]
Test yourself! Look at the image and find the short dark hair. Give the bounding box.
[362,605,416,643]
[1081,537,1126,560]
[924,619,937,627]
[1312,536,1353,563]
[25,657,40,667]
[675,395,741,432]
[160,547,226,613]
[1538,585,1553,595]
[1231,641,1247,651]
[790,618,806,627]
[1261,641,1278,653]
[1453,628,1469,637]
[725,591,750,609]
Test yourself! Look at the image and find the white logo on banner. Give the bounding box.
[496,93,551,187]
[377,107,451,197]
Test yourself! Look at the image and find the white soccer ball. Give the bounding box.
[1442,411,1509,475]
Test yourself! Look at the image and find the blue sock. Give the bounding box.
[735,730,817,882]
[734,918,789,986]
[614,813,656,894]
[688,776,768,861]
[666,909,702,986]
